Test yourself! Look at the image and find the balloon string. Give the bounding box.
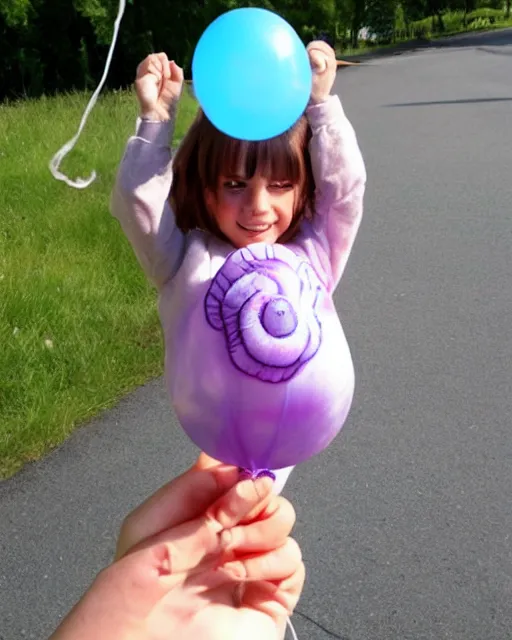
[237,468,299,638]
[48,0,127,188]
[287,616,299,639]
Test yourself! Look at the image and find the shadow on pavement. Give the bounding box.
[383,96,512,107]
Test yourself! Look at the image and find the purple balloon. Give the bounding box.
[172,243,354,473]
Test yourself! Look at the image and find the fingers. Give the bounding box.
[308,49,327,74]
[207,475,274,531]
[169,59,184,84]
[116,463,240,559]
[307,40,335,58]
[148,56,165,82]
[272,560,306,614]
[136,52,166,81]
[241,560,306,619]
[223,496,296,554]
[135,52,183,85]
[158,53,170,79]
[221,537,302,583]
[307,40,337,103]
[135,475,275,578]
[307,41,336,75]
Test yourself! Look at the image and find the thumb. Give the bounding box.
[116,463,240,560]
[169,60,184,83]
[309,49,328,73]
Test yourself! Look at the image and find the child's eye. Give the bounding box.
[224,180,245,190]
[270,181,293,190]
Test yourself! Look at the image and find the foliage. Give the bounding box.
[1,0,510,101]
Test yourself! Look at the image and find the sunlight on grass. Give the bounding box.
[0,88,198,478]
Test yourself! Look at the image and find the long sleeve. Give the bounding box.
[304,94,366,290]
[110,118,186,289]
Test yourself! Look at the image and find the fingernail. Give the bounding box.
[254,474,273,497]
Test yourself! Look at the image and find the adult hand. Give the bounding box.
[50,454,305,640]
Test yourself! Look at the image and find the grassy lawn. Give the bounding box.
[0,87,198,479]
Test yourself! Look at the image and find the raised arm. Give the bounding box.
[111,118,185,288]
[306,94,366,289]
[110,54,186,288]
[300,41,366,290]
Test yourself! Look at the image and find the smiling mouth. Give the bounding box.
[237,222,273,233]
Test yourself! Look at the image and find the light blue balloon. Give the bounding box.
[192,8,312,141]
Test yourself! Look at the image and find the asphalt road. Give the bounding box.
[1,28,512,640]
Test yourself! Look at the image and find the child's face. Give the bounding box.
[205,173,297,248]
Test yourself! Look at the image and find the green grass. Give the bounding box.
[0,87,198,479]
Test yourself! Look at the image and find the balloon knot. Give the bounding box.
[238,468,276,482]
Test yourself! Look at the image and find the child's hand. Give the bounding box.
[307,41,337,105]
[135,53,184,121]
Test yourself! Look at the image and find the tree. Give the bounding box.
[365,0,397,42]
[0,0,32,26]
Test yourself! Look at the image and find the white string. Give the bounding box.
[48,0,127,188]
[287,616,299,640]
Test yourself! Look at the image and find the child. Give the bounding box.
[111,42,366,493]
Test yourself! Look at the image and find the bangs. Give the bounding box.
[170,109,314,238]
[197,114,307,190]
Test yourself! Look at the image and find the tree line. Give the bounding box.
[1,0,509,102]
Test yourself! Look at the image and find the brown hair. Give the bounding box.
[170,109,315,243]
